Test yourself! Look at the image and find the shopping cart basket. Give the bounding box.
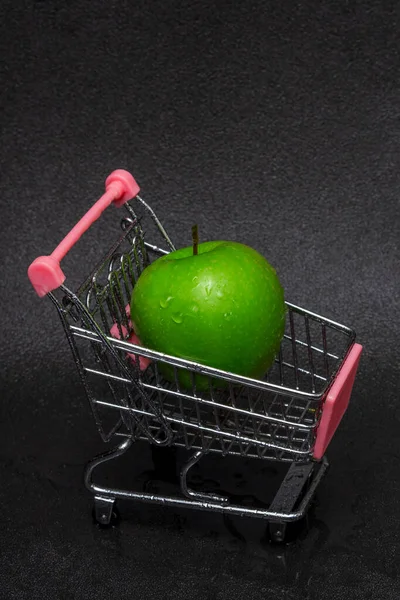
[28,169,362,542]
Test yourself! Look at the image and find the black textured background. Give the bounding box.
[1,1,400,599]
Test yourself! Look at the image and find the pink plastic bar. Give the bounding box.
[109,303,152,372]
[313,343,362,459]
[110,323,152,372]
[28,170,139,297]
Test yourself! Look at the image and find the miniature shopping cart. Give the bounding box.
[28,170,362,542]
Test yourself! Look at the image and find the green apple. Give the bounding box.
[130,240,286,389]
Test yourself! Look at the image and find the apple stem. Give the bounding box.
[192,224,199,256]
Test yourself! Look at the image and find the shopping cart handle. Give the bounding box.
[28,170,140,297]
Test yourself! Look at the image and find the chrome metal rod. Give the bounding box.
[85,448,329,523]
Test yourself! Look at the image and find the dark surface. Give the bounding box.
[1,1,400,598]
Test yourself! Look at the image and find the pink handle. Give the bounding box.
[313,342,362,459]
[28,170,139,297]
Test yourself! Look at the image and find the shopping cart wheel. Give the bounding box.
[266,460,320,544]
[268,522,288,544]
[92,495,120,528]
[268,512,311,544]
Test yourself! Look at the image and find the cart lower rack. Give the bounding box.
[28,170,362,542]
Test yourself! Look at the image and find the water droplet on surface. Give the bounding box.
[192,276,199,284]
[224,312,233,319]
[172,313,183,324]
[216,290,223,299]
[205,284,212,297]
[191,304,199,313]
[160,296,174,309]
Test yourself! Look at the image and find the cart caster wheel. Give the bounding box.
[268,516,311,544]
[92,496,120,528]
[268,522,287,544]
[92,506,120,529]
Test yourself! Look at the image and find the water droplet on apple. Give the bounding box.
[192,276,199,284]
[172,313,183,324]
[216,290,223,299]
[224,311,233,319]
[160,296,174,309]
[205,284,212,297]
[191,304,199,313]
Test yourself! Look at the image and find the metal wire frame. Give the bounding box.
[47,197,355,463]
